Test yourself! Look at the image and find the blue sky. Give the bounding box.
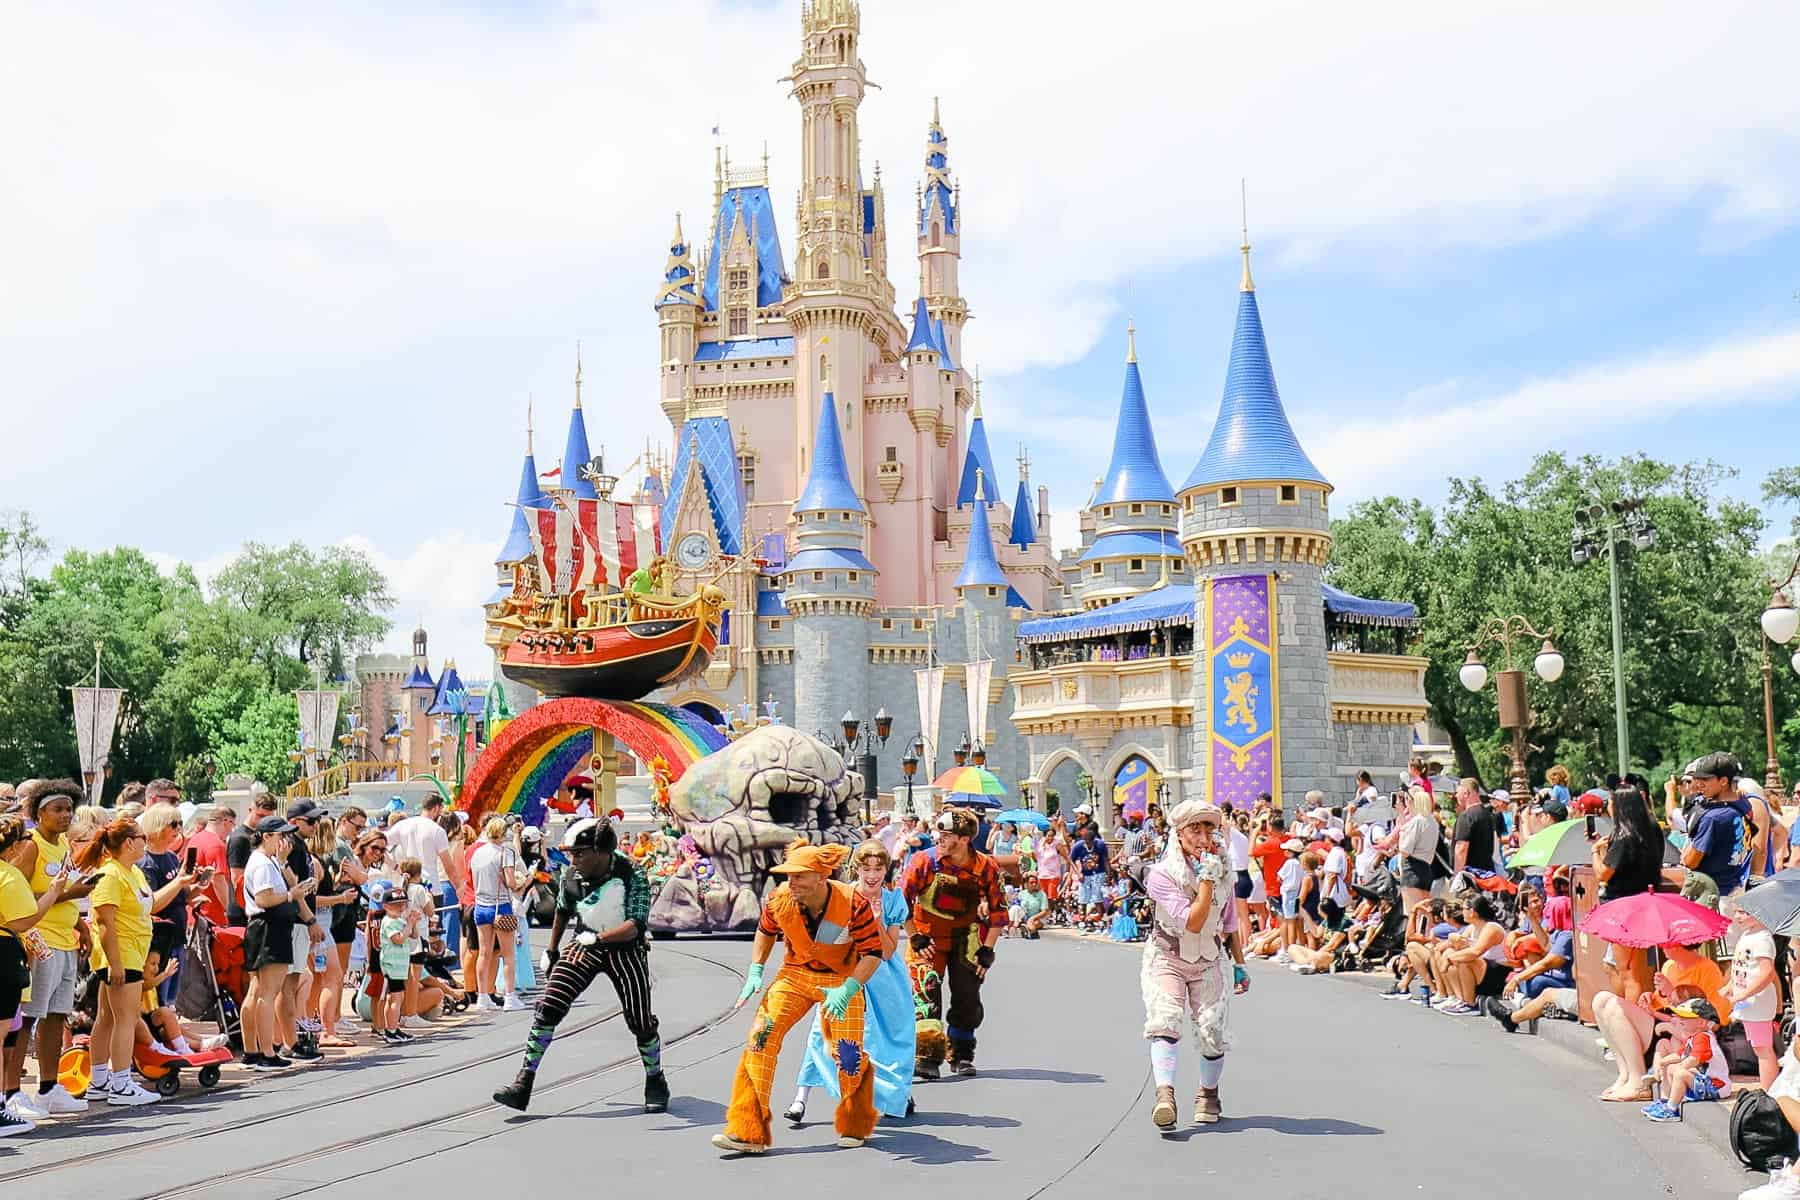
[4,1,1797,670]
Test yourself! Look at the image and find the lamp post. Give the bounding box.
[1458,616,1565,805]
[1757,549,1800,795]
[901,739,921,820]
[1571,498,1657,777]
[953,736,970,768]
[829,708,893,825]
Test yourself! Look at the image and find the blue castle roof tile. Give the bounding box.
[955,413,998,509]
[702,186,789,311]
[955,480,1007,590]
[661,415,746,556]
[794,392,864,514]
[1182,286,1328,492]
[783,546,876,575]
[694,336,794,362]
[1096,355,1174,504]
[1077,529,1184,564]
[1009,477,1037,548]
[495,447,543,564]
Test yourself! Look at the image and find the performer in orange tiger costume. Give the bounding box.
[899,808,1008,1079]
[713,840,885,1155]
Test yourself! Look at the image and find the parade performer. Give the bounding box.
[1141,800,1246,1132]
[786,840,915,1124]
[900,808,1007,1079]
[714,839,883,1155]
[493,818,668,1114]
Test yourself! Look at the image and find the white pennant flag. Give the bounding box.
[71,687,123,778]
[965,658,994,752]
[915,665,943,783]
[297,691,342,758]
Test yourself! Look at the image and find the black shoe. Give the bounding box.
[1483,997,1517,1033]
[259,1055,293,1071]
[289,1041,322,1061]
[783,1099,806,1125]
[644,1071,670,1114]
[494,1070,535,1112]
[389,1029,415,1043]
[913,1062,940,1082]
[241,1052,266,1069]
[950,1060,977,1077]
[904,1098,916,1118]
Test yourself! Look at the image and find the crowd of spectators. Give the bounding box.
[0,777,545,1137]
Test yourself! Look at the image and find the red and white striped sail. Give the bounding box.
[527,494,663,599]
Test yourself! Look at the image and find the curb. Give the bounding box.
[1323,966,1738,1165]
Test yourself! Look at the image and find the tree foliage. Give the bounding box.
[1327,453,1794,791]
[0,521,392,796]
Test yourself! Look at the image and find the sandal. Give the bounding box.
[318,1035,357,1049]
[1598,1086,1653,1102]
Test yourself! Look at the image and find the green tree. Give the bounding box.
[208,542,392,680]
[1327,453,1788,790]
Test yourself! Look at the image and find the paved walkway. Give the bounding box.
[3,936,1756,1199]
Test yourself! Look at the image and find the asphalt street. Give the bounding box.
[4,935,1757,1199]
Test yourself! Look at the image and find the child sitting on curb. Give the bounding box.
[1643,998,1731,1122]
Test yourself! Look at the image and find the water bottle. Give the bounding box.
[313,942,328,973]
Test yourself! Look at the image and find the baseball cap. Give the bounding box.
[1691,752,1741,781]
[286,799,325,823]
[1671,997,1718,1024]
[1281,838,1305,852]
[254,816,297,835]
[380,887,407,906]
[1324,828,1346,842]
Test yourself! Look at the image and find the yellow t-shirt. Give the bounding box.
[0,860,37,1002]
[28,830,81,952]
[90,860,153,972]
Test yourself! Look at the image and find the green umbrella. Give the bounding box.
[1508,817,1613,869]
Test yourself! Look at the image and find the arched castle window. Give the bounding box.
[817,260,830,279]
[930,223,941,248]
[818,354,828,382]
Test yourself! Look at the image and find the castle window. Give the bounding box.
[817,260,830,279]
[818,354,828,382]
[1091,563,1102,576]
[1220,486,1239,506]
[1130,503,1142,515]
[813,572,824,582]
[913,618,924,630]
[770,620,782,631]
[1129,558,1144,573]
[727,268,749,291]
[1173,560,1185,573]
[1279,484,1298,503]
[728,307,749,337]
[737,451,756,498]
[847,571,859,582]
[881,618,893,630]
[987,587,999,598]
[885,445,897,463]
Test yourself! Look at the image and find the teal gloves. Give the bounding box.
[823,976,863,1019]
[1233,965,1250,994]
[736,962,765,1007]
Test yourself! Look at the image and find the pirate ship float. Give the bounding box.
[484,393,724,702]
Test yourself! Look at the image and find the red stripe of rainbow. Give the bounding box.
[461,698,727,828]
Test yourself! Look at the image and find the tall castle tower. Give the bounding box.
[1177,236,1334,808]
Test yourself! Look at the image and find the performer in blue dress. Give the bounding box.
[786,840,915,1123]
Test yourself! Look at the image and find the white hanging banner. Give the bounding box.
[71,687,123,777]
[296,691,342,757]
[914,665,943,781]
[965,658,994,751]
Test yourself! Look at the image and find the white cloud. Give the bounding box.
[1310,325,1800,501]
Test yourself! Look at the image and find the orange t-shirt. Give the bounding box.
[1250,837,1287,895]
[1655,954,1728,1023]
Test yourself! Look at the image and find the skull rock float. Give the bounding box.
[649,725,862,935]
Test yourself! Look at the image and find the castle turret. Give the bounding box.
[562,354,597,500]
[917,97,967,366]
[1178,234,1333,810]
[954,469,1007,594]
[1078,322,1183,607]
[1009,452,1038,551]
[492,408,544,593]
[656,213,700,431]
[784,390,875,741]
[954,390,998,509]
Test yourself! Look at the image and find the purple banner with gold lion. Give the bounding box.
[1204,574,1280,810]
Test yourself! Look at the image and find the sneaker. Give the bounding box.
[256,1055,294,1071]
[199,1034,231,1052]
[475,995,499,1012]
[0,1108,34,1137]
[1272,950,1291,965]
[1379,987,1412,1000]
[107,1079,160,1107]
[1740,1170,1800,1199]
[1442,1002,1479,1016]
[1643,1100,1681,1122]
[38,1085,88,1115]
[836,1135,865,1148]
[1484,998,1517,1032]
[949,1059,977,1077]
[401,1015,429,1030]
[298,1018,323,1035]
[389,1029,416,1043]
[6,1092,49,1122]
[288,1041,322,1061]
[710,1133,767,1155]
[502,993,527,1012]
[1292,964,1317,975]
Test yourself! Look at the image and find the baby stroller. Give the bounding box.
[174,911,245,1052]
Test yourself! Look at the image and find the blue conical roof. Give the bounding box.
[955,474,1007,590]
[563,400,597,500]
[1009,477,1037,548]
[1096,341,1174,504]
[795,393,863,514]
[403,663,435,691]
[1182,284,1328,492]
[427,663,468,715]
[496,448,542,564]
[956,410,999,508]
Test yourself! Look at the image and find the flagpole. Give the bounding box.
[90,641,102,806]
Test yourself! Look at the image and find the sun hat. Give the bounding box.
[768,839,851,877]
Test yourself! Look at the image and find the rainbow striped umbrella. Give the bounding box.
[932,765,1007,809]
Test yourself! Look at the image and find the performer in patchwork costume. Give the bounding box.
[1141,800,1248,1131]
[899,808,1008,1079]
[714,840,884,1155]
[493,818,668,1114]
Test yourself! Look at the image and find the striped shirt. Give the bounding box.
[758,883,883,973]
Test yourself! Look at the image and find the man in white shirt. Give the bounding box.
[1321,829,1352,929]
[388,795,463,957]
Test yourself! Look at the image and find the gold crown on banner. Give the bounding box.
[1226,652,1252,669]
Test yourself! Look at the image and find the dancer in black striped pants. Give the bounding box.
[494,818,667,1113]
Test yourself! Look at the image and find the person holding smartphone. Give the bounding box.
[74,817,161,1105]
[137,804,200,1006]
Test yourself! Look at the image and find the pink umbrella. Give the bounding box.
[1578,892,1729,949]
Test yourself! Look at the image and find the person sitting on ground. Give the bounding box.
[1643,997,1731,1122]
[1431,895,1508,1015]
[1008,875,1049,938]
[1487,894,1576,1031]
[1592,939,1728,1102]
[1385,898,1442,999]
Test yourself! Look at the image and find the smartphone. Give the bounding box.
[1584,813,1597,840]
[184,847,198,873]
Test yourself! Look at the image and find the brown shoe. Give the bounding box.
[1151,1085,1177,1131]
[1193,1086,1220,1125]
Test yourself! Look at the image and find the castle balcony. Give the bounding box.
[703,643,737,692]
[1010,655,1194,740]
[1327,651,1429,726]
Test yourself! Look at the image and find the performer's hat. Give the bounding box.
[560,817,615,852]
[768,838,851,877]
[933,808,980,838]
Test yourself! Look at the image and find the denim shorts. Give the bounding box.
[473,901,514,927]
[1280,893,1300,921]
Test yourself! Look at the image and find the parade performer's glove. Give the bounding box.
[974,946,996,970]
[541,947,559,973]
[822,977,862,1019]
[1233,965,1250,994]
[736,962,765,1008]
[909,933,934,955]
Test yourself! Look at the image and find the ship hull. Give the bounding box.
[500,615,718,701]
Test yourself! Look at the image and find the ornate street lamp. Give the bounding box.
[874,706,893,742]
[970,741,987,767]
[841,710,861,747]
[1459,616,1564,805]
[953,737,970,768]
[1757,550,1800,794]
[901,743,920,820]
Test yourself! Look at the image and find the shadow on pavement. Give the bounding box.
[901,1110,1022,1130]
[971,1068,1104,1084]
[1162,1114,1382,1140]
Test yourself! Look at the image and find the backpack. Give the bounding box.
[1730,1088,1799,1172]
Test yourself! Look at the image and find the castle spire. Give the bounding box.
[1010,446,1037,549]
[956,388,999,508]
[794,393,864,514]
[495,406,544,565]
[1126,317,1137,364]
[1096,323,1174,505]
[955,468,1006,590]
[1239,179,1255,293]
[563,350,597,500]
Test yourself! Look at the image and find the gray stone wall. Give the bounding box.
[1276,561,1334,806]
[791,612,869,741]
[1332,719,1413,796]
[1181,483,1329,539]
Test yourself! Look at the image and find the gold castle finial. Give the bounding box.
[971,366,983,418]
[673,211,683,245]
[932,95,941,128]
[1126,316,1137,363]
[526,393,534,455]
[574,341,583,409]
[1239,178,1254,293]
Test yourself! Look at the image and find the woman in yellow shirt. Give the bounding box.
[2,814,70,1129]
[73,818,159,1106]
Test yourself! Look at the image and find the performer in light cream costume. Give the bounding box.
[1140,800,1250,1132]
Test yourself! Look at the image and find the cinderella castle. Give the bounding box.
[485,0,1430,824]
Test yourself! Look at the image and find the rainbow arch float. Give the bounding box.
[461,698,727,828]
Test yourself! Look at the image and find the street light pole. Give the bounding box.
[1758,549,1800,794]
[1606,542,1630,776]
[1573,498,1656,778]
[1459,615,1565,804]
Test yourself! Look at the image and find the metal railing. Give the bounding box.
[286,760,405,803]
